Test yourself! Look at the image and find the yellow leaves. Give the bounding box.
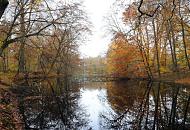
[160,67,170,73]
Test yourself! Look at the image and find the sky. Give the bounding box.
[79,0,115,57]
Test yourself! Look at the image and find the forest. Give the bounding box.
[106,0,190,84]
[0,0,190,130]
[0,0,92,85]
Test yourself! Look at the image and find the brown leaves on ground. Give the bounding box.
[0,88,24,130]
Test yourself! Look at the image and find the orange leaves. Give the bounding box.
[107,35,144,78]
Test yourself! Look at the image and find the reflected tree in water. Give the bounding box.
[104,81,190,130]
[10,78,89,130]
[9,79,190,130]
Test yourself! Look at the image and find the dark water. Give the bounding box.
[10,78,190,130]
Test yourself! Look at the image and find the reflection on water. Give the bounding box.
[79,83,115,130]
[104,81,190,130]
[10,78,89,130]
[10,79,190,130]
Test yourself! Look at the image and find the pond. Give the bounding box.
[10,78,190,130]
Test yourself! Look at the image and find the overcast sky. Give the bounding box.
[79,0,115,57]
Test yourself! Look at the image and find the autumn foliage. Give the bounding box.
[107,33,146,78]
[107,0,190,79]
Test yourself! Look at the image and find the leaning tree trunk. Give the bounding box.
[0,0,9,19]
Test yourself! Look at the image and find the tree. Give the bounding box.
[0,0,90,73]
[0,0,9,19]
[107,33,146,78]
[107,0,190,79]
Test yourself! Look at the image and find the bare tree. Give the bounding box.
[0,0,90,73]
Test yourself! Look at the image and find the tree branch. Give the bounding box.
[138,0,160,17]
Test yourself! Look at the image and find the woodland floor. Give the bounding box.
[0,85,24,130]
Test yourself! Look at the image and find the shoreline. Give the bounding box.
[0,71,190,87]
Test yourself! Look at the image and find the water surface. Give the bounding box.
[11,78,190,129]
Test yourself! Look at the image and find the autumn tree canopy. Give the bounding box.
[107,0,190,79]
[107,33,146,78]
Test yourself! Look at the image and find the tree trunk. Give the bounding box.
[138,28,153,79]
[181,19,190,70]
[2,50,8,72]
[18,2,26,73]
[179,0,190,70]
[166,19,178,72]
[0,0,9,19]
[183,95,190,129]
[18,42,26,73]
[153,83,160,130]
[152,19,161,77]
[170,21,178,71]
